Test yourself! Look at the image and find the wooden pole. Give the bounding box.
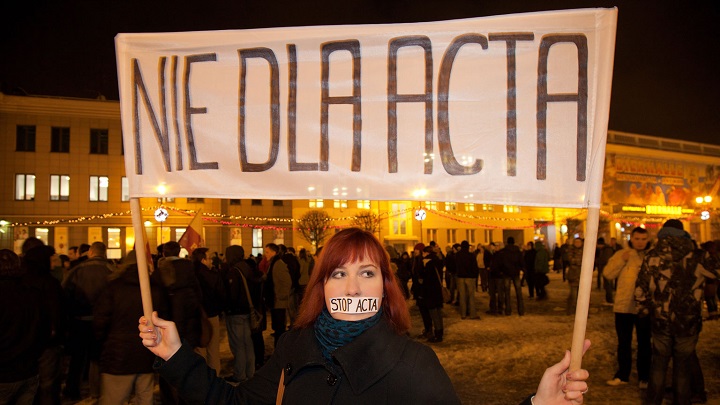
[569,206,599,371]
[130,198,154,327]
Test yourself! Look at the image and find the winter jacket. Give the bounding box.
[298,256,314,286]
[635,231,716,337]
[604,247,644,314]
[523,248,536,275]
[595,245,614,270]
[224,261,263,315]
[534,244,550,274]
[157,317,461,404]
[265,256,292,310]
[566,245,584,285]
[154,257,204,348]
[93,264,168,375]
[63,256,114,319]
[455,248,478,278]
[492,244,524,278]
[417,252,445,309]
[195,261,226,318]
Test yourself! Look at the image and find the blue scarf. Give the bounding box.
[314,307,383,363]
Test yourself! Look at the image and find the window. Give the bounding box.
[121,177,130,201]
[427,229,438,242]
[273,200,284,207]
[309,199,324,208]
[89,176,109,201]
[503,205,521,213]
[107,228,122,259]
[90,129,109,154]
[465,203,475,212]
[35,228,49,245]
[15,174,35,200]
[357,200,370,209]
[229,199,241,205]
[424,201,437,210]
[333,199,348,209]
[446,229,456,244]
[252,228,263,256]
[251,199,262,206]
[466,229,476,244]
[51,127,70,152]
[16,125,36,151]
[187,198,205,203]
[445,202,456,211]
[157,197,175,203]
[50,175,70,201]
[482,204,494,211]
[391,203,407,235]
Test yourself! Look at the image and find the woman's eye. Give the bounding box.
[360,270,376,278]
[331,270,346,279]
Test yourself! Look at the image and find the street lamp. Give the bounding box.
[696,195,713,221]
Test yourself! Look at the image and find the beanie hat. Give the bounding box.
[663,219,684,230]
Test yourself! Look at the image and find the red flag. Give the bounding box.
[178,210,205,254]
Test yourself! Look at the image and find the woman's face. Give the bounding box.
[324,258,384,321]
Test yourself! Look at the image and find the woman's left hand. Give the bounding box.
[533,339,591,405]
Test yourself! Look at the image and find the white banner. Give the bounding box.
[116,8,616,208]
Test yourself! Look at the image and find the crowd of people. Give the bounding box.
[6,219,718,404]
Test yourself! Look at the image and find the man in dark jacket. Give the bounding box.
[492,237,525,316]
[93,251,168,405]
[193,247,225,374]
[455,241,479,319]
[419,246,445,342]
[635,219,717,404]
[263,244,291,347]
[223,245,263,382]
[444,244,458,304]
[62,241,114,400]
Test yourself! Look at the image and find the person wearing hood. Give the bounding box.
[222,245,264,383]
[635,219,717,404]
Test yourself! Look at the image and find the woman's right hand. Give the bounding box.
[138,311,182,361]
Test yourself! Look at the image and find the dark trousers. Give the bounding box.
[614,313,651,382]
[488,277,504,313]
[646,331,698,405]
[64,319,99,397]
[418,303,433,332]
[270,308,286,347]
[35,345,63,405]
[503,276,524,315]
[525,271,536,298]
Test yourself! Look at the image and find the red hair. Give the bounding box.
[294,228,411,334]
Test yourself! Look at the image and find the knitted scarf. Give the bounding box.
[314,307,383,363]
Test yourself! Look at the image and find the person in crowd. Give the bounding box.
[62,241,114,400]
[263,243,291,347]
[19,238,67,405]
[603,227,651,389]
[524,241,537,299]
[223,245,263,383]
[700,241,719,320]
[444,244,458,304]
[410,243,432,339]
[417,245,445,342]
[395,251,412,299]
[295,248,314,308]
[153,241,204,405]
[93,251,168,405]
[192,247,225,374]
[635,219,717,405]
[566,238,584,316]
[281,247,301,327]
[561,239,571,282]
[455,241,479,319]
[0,249,52,405]
[552,243,563,274]
[486,242,504,315]
[609,237,623,253]
[493,237,525,316]
[534,241,550,300]
[139,228,591,405]
[69,244,90,269]
[475,243,488,292]
[595,237,615,304]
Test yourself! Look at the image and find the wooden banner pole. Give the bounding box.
[130,198,154,327]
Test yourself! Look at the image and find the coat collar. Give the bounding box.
[284,318,409,395]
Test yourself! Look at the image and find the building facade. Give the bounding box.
[2,93,718,259]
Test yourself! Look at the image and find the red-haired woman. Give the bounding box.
[139,228,591,404]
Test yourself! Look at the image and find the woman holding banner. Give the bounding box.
[139,228,590,404]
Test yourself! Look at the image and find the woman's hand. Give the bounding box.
[533,339,591,405]
[138,311,182,361]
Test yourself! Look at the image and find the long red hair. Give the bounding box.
[294,228,411,334]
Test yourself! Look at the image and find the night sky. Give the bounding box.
[2,1,718,145]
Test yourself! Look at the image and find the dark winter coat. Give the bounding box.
[63,256,114,318]
[157,317,461,404]
[195,261,226,318]
[523,248,536,275]
[455,248,478,278]
[224,261,263,315]
[93,264,169,375]
[417,252,445,309]
[154,257,204,348]
[492,244,524,278]
[635,231,717,337]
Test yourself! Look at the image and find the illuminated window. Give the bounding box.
[252,229,263,256]
[50,175,70,201]
[503,205,521,213]
[466,229,476,244]
[89,176,109,201]
[424,201,437,210]
[465,203,475,212]
[333,200,348,209]
[309,199,324,208]
[121,177,130,202]
[482,204,494,211]
[35,228,49,245]
[445,202,457,211]
[357,200,370,209]
[391,203,407,235]
[108,228,122,259]
[15,174,36,200]
[446,229,457,243]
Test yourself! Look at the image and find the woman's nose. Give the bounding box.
[345,276,361,296]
